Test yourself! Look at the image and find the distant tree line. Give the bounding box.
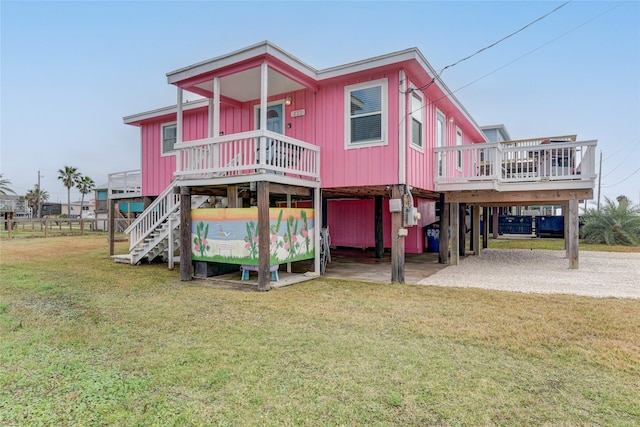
[0,168,95,218]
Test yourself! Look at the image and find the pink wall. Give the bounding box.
[327,198,431,254]
[316,72,400,188]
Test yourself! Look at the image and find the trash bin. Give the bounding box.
[424,223,440,253]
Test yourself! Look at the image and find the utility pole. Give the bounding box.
[597,151,602,212]
[36,170,42,218]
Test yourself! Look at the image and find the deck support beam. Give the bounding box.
[568,198,579,269]
[450,202,460,266]
[472,205,481,255]
[314,188,321,274]
[108,198,116,256]
[257,181,271,291]
[482,206,489,249]
[439,200,450,264]
[459,203,466,256]
[492,207,499,238]
[374,195,384,259]
[227,185,238,208]
[179,186,192,281]
[390,185,405,283]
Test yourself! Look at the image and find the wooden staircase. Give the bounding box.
[113,181,209,265]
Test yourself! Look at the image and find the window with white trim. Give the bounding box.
[410,92,423,148]
[456,127,463,170]
[345,79,387,148]
[161,123,177,156]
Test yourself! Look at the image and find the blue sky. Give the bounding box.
[1,1,638,207]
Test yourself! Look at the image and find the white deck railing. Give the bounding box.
[125,181,180,251]
[174,130,320,181]
[435,139,597,189]
[108,170,142,198]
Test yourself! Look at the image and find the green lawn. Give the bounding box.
[1,236,639,426]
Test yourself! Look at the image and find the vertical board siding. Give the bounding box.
[139,65,485,199]
[327,198,424,253]
[317,73,400,188]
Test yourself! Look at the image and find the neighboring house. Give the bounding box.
[61,199,96,218]
[0,195,31,218]
[117,41,597,288]
[1,195,30,229]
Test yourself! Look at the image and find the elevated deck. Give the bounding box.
[173,129,320,189]
[108,170,142,199]
[434,136,597,194]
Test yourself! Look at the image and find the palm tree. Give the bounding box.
[58,166,80,217]
[76,175,95,217]
[581,196,640,246]
[0,174,16,196]
[25,187,50,218]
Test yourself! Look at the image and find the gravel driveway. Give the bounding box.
[417,249,640,299]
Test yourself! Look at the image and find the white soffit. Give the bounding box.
[194,67,305,102]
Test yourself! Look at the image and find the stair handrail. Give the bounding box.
[125,180,180,251]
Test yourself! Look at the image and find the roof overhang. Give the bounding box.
[123,98,210,126]
[128,41,486,140]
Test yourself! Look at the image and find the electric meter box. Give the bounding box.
[389,199,402,212]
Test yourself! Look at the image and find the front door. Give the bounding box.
[256,102,285,166]
[256,103,284,134]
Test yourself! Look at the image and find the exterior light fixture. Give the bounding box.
[285,96,292,106]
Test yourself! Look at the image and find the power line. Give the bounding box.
[601,141,640,179]
[436,1,571,75]
[403,1,572,94]
[602,167,640,188]
[405,1,625,119]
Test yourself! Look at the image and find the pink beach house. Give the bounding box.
[113,41,597,289]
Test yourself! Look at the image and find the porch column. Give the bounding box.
[212,76,220,138]
[374,195,384,259]
[257,181,271,291]
[482,206,489,249]
[179,186,192,281]
[472,205,481,256]
[439,201,450,264]
[391,185,405,283]
[258,62,268,166]
[450,202,460,266]
[176,88,183,174]
[568,198,579,269]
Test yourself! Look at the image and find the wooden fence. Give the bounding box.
[0,218,132,239]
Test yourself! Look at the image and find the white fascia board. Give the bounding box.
[123,98,209,125]
[411,49,486,141]
[317,48,419,81]
[166,41,318,85]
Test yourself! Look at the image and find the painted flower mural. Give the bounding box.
[191,208,315,266]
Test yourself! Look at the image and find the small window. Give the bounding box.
[411,93,423,148]
[161,123,177,155]
[345,79,388,148]
[456,127,463,170]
